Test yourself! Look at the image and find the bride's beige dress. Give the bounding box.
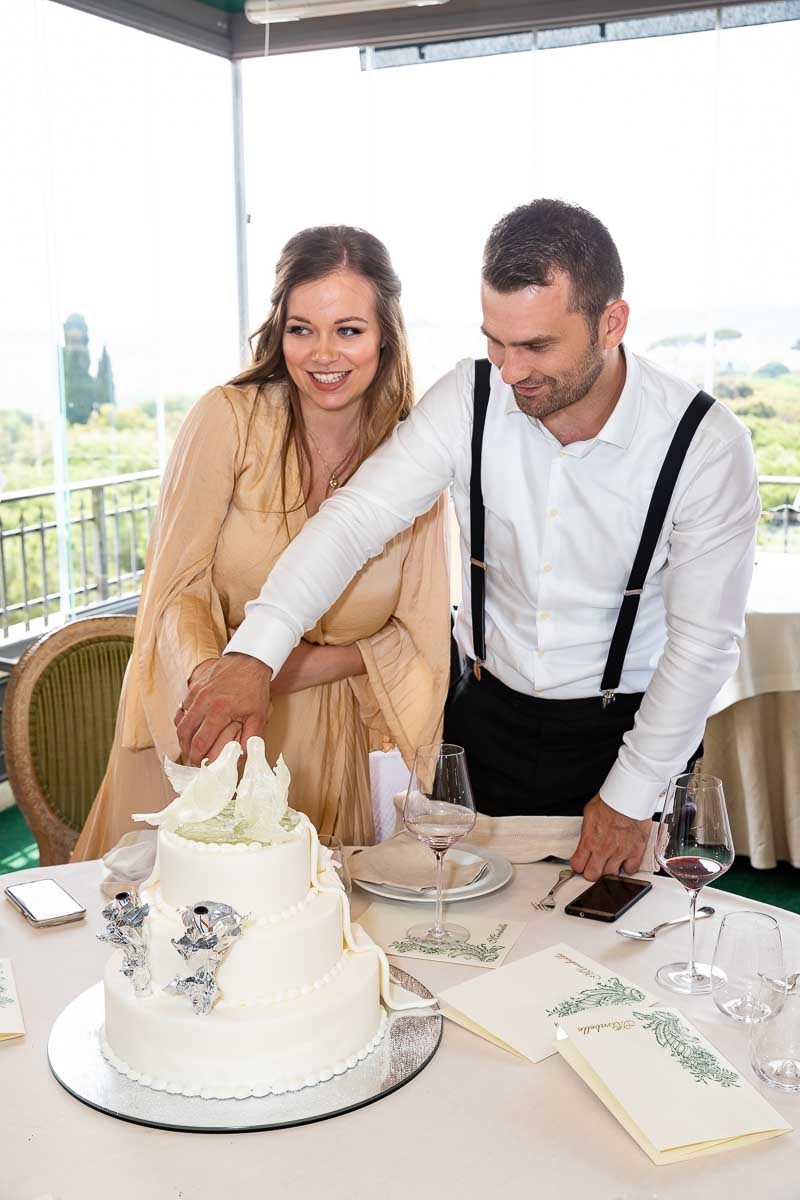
[72,382,450,858]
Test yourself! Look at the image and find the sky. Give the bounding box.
[1,3,798,418]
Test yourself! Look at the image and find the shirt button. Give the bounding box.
[558,450,566,458]
[537,650,545,657]
[549,508,559,518]
[539,612,550,621]
[543,563,553,573]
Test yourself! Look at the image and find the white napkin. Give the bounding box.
[349,834,487,890]
[101,830,158,897]
[390,795,658,871]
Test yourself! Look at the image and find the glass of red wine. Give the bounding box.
[403,743,477,945]
[655,772,734,994]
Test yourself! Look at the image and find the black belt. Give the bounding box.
[468,359,715,704]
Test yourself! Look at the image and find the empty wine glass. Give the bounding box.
[655,772,734,994]
[402,742,476,945]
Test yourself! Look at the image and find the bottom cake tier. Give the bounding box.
[101,948,387,1100]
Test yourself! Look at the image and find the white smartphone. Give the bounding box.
[5,878,87,928]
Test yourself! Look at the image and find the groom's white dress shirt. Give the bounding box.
[227,347,760,820]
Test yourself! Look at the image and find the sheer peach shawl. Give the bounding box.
[72,383,450,858]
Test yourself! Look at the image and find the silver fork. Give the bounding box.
[531,867,575,911]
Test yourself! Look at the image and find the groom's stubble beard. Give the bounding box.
[512,332,605,420]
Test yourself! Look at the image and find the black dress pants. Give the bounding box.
[443,666,645,818]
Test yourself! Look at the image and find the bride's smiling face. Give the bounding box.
[282,270,383,417]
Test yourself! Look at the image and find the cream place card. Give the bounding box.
[555,1004,791,1165]
[0,959,25,1041]
[358,905,525,968]
[437,942,658,1062]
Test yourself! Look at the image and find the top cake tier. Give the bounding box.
[157,824,312,917]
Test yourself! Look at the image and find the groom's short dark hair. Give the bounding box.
[482,199,624,331]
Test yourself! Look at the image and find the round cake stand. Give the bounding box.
[47,967,442,1133]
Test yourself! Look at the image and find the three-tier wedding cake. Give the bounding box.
[99,738,422,1100]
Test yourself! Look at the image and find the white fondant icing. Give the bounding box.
[155,824,310,916]
[102,949,386,1098]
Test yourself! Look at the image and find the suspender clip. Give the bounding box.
[473,658,484,681]
[601,690,616,710]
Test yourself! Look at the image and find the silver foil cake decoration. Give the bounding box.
[165,901,245,1016]
[98,890,152,997]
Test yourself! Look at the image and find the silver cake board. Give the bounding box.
[48,967,442,1133]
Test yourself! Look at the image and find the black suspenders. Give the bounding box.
[468,357,716,701]
[469,358,492,680]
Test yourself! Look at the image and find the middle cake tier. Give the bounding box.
[141,885,344,1004]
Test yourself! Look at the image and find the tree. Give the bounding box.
[96,345,116,409]
[754,362,790,379]
[61,313,116,424]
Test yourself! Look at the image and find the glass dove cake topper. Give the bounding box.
[164,900,245,1015]
[131,736,300,845]
[98,890,152,997]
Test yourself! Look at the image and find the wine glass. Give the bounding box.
[655,772,734,994]
[402,742,476,945]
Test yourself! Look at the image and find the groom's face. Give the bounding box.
[480,273,607,420]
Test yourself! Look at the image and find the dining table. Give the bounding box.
[704,553,800,868]
[2,855,799,1200]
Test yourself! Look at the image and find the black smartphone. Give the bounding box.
[564,874,652,923]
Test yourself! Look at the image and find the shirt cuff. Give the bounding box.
[225,613,298,676]
[599,759,665,821]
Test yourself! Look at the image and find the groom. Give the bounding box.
[175,199,759,880]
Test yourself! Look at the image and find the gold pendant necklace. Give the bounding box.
[306,426,353,493]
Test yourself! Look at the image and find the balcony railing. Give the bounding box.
[0,470,159,640]
[0,471,798,645]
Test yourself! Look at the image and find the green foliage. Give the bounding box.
[648,328,741,351]
[754,361,790,378]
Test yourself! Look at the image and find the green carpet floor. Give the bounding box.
[1,802,799,912]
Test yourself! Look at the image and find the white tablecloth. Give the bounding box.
[709,554,800,716]
[2,859,799,1200]
[704,554,800,868]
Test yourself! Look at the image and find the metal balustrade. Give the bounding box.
[0,470,797,644]
[0,470,159,639]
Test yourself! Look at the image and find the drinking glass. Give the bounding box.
[318,834,351,895]
[711,912,784,1022]
[655,772,734,994]
[402,742,476,945]
[750,975,800,1092]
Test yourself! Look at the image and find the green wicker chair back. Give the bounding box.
[27,635,133,833]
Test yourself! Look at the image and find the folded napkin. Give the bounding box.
[0,959,25,1041]
[438,943,659,1063]
[555,1004,791,1164]
[101,830,158,898]
[389,796,659,872]
[349,833,487,891]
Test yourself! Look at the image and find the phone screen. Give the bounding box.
[564,875,652,922]
[6,879,86,923]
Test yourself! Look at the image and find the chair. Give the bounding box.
[2,615,135,865]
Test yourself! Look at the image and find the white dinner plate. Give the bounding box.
[353,844,513,904]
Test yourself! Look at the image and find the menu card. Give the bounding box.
[555,1004,791,1164]
[0,959,25,1041]
[438,943,658,1063]
[358,905,525,969]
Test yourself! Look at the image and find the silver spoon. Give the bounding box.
[616,905,715,940]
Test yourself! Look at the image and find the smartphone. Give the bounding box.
[564,874,652,923]
[5,879,87,928]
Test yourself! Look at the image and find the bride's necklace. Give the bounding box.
[306,425,355,492]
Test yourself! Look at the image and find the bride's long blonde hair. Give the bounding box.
[230,225,413,514]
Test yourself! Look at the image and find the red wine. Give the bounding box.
[665,855,726,890]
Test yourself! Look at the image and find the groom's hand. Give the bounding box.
[176,653,272,766]
[571,794,651,881]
